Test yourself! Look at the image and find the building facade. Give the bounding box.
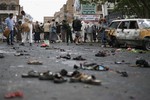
[0,0,20,22]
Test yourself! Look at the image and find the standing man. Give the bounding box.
[72,17,82,45]
[43,21,50,40]
[49,19,57,43]
[62,20,73,45]
[5,13,14,45]
[20,10,33,46]
[34,21,41,43]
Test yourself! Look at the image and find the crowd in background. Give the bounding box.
[0,12,109,47]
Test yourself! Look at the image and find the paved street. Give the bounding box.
[0,41,150,100]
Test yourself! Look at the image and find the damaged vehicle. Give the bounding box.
[106,19,150,50]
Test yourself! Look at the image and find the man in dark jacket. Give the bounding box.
[72,18,82,44]
[62,20,73,45]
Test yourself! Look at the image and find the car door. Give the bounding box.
[116,21,129,40]
[126,20,140,44]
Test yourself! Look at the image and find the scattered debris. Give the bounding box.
[22,70,40,78]
[41,43,49,47]
[135,59,149,67]
[27,59,43,65]
[57,54,71,60]
[72,55,86,61]
[95,51,107,57]
[0,53,4,58]
[39,70,54,80]
[14,53,30,56]
[70,70,101,85]
[4,91,23,99]
[116,71,128,77]
[114,60,130,64]
[21,69,101,85]
[74,62,109,71]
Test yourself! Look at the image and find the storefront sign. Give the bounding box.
[81,4,96,15]
[80,15,100,22]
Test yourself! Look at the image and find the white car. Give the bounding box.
[106,19,150,50]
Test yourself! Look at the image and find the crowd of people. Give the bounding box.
[1,11,109,47]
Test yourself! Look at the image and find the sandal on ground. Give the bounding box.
[39,70,54,80]
[73,56,86,61]
[82,79,101,85]
[21,70,40,78]
[53,73,67,83]
[80,74,101,85]
[27,59,43,65]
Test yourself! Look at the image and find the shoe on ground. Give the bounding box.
[53,73,67,83]
[39,70,54,80]
[20,43,24,46]
[30,43,32,46]
[73,56,86,61]
[27,59,43,65]
[0,53,4,58]
[59,69,68,76]
[22,70,40,78]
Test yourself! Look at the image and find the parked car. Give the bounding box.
[106,19,150,50]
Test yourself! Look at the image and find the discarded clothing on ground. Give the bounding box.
[4,91,23,99]
[135,59,150,67]
[74,62,109,71]
[41,43,49,47]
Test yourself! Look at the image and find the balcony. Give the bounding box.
[0,4,20,15]
[0,4,20,11]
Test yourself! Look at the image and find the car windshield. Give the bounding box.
[138,20,150,29]
[109,21,120,29]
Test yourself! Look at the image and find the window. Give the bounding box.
[109,21,120,29]
[118,21,129,29]
[10,4,16,10]
[0,3,7,10]
[97,4,101,11]
[129,21,138,29]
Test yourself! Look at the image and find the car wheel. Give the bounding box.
[144,41,150,51]
[112,37,120,48]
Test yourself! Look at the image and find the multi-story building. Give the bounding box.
[54,11,60,23]
[59,4,67,23]
[44,16,54,23]
[66,0,74,23]
[0,0,21,22]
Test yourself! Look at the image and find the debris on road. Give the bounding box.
[4,90,23,99]
[0,53,4,58]
[27,59,43,65]
[22,70,40,78]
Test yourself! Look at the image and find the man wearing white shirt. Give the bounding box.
[20,10,33,46]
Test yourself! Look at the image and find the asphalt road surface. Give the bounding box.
[0,42,150,100]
